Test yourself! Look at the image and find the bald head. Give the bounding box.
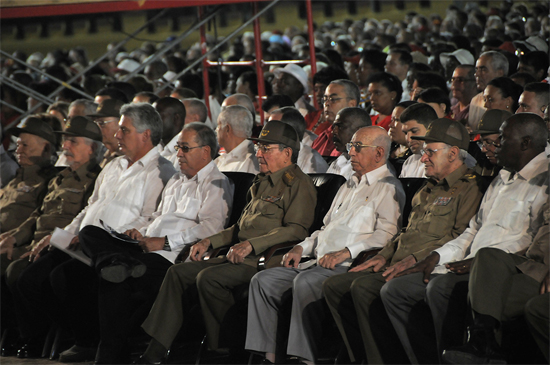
[497,113,547,171]
[222,93,255,119]
[349,126,391,177]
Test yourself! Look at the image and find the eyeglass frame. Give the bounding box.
[254,144,281,154]
[420,146,450,157]
[322,96,350,105]
[174,144,205,153]
[346,142,378,153]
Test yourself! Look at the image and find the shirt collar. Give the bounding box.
[226,139,253,158]
[164,133,181,154]
[499,151,548,182]
[351,163,389,186]
[257,163,295,186]
[120,145,160,169]
[428,163,468,189]
[181,160,216,182]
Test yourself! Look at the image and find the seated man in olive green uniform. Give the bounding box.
[0,117,58,275]
[138,120,317,364]
[0,116,103,286]
[322,119,486,364]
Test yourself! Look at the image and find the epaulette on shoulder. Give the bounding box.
[282,170,297,185]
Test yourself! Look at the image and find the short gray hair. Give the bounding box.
[481,51,509,76]
[183,122,218,160]
[70,99,98,115]
[330,79,361,104]
[83,137,105,164]
[183,98,207,123]
[120,102,163,145]
[219,105,253,138]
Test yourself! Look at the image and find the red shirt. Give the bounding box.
[305,110,331,136]
[312,125,341,157]
[371,114,392,131]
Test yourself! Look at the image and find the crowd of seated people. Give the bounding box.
[0,1,549,364]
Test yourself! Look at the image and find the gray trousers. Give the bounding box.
[245,265,347,362]
[380,272,470,364]
[141,258,257,351]
[525,293,549,362]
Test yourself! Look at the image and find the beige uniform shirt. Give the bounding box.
[8,161,101,248]
[208,164,317,266]
[0,164,58,233]
[378,164,485,265]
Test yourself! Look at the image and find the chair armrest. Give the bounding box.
[257,241,301,271]
[349,248,382,269]
[175,245,191,264]
[204,246,228,260]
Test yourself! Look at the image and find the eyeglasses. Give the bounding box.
[450,77,475,83]
[322,96,346,104]
[420,147,449,157]
[94,119,116,128]
[480,139,500,148]
[254,144,279,154]
[174,144,205,153]
[346,142,378,153]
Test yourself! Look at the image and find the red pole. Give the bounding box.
[306,0,318,110]
[199,6,212,121]
[253,2,265,126]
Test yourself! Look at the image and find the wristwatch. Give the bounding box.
[163,236,171,251]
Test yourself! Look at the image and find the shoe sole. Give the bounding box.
[100,265,130,283]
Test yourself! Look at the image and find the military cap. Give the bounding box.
[412,118,470,150]
[88,99,124,118]
[249,120,300,152]
[471,109,513,136]
[56,116,103,142]
[9,116,57,146]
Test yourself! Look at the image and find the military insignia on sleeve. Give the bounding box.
[16,185,33,193]
[433,197,452,206]
[262,195,281,203]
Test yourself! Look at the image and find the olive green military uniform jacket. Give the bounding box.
[7,161,101,248]
[0,163,58,233]
[208,164,317,267]
[379,164,485,265]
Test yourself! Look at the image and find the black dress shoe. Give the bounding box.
[132,354,163,364]
[442,325,506,364]
[1,343,18,357]
[16,343,42,359]
[99,257,146,283]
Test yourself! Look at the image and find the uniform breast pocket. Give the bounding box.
[57,190,84,216]
[347,205,375,232]
[426,204,454,236]
[174,196,201,220]
[250,199,282,230]
[496,199,528,232]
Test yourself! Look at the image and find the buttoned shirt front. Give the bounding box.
[299,164,405,265]
[9,161,101,247]
[0,163,58,233]
[327,154,353,180]
[399,153,426,178]
[214,139,260,174]
[65,146,176,234]
[208,164,317,266]
[434,152,549,273]
[379,164,484,265]
[142,161,234,263]
[298,142,329,174]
